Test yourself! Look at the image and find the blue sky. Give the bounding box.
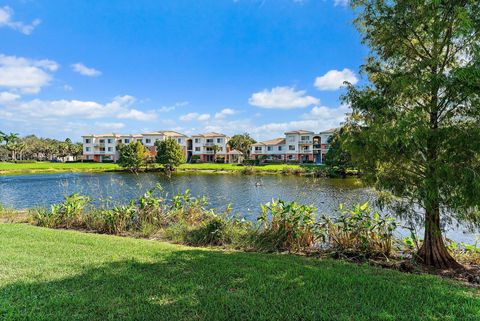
[0,0,366,141]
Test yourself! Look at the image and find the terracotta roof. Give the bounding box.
[253,138,285,146]
[228,149,243,155]
[284,130,315,135]
[82,133,120,138]
[192,132,227,138]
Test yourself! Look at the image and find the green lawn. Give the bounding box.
[0,162,119,174]
[0,162,305,175]
[0,224,478,320]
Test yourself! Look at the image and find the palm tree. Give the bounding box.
[4,133,19,161]
[211,144,219,163]
[0,130,4,144]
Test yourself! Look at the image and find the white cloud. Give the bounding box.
[71,63,102,77]
[0,94,158,121]
[0,6,41,35]
[94,122,125,130]
[180,112,211,122]
[158,101,189,113]
[118,109,156,121]
[249,86,319,109]
[314,68,358,90]
[0,91,20,104]
[214,108,237,120]
[0,54,59,94]
[334,0,349,7]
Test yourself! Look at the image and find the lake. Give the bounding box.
[0,172,477,243]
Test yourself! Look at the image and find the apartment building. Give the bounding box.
[251,129,335,164]
[82,134,120,162]
[82,131,188,162]
[191,132,230,162]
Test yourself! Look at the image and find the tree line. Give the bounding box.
[0,131,83,162]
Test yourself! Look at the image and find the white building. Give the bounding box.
[191,132,230,163]
[251,129,335,164]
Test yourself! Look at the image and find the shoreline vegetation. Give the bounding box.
[1,187,478,287]
[0,161,358,177]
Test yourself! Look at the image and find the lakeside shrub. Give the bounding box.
[255,199,317,252]
[317,203,397,258]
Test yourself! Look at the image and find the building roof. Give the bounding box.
[192,132,227,138]
[253,138,285,146]
[82,133,120,138]
[284,130,315,135]
[227,149,243,155]
[142,130,187,137]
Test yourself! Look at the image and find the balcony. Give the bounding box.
[313,144,321,150]
[94,142,106,147]
[204,142,215,147]
[299,140,312,145]
[204,150,215,154]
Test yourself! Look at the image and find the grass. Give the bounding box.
[0,161,307,175]
[0,224,478,321]
[0,162,119,174]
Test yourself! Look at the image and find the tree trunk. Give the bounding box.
[417,207,462,269]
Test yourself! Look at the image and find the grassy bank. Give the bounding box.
[0,162,120,174]
[0,161,315,175]
[0,223,478,321]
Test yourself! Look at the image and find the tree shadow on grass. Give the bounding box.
[0,249,478,321]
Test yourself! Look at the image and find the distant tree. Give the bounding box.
[211,144,219,162]
[343,0,480,268]
[155,138,185,173]
[4,133,19,160]
[324,129,352,177]
[117,141,149,172]
[228,133,256,159]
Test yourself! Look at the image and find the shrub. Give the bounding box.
[255,199,317,252]
[317,203,397,257]
[100,203,137,234]
[32,194,90,228]
[241,166,254,175]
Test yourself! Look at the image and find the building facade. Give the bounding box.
[191,132,230,162]
[250,129,335,164]
[82,129,335,164]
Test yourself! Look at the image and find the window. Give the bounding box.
[108,147,113,152]
[267,146,273,151]
[301,136,310,141]
[278,146,283,151]
[124,139,130,144]
[85,147,91,152]
[217,138,223,143]
[177,138,182,143]
[145,139,151,144]
[288,135,295,142]
[107,139,113,144]
[288,155,295,160]
[100,147,105,152]
[194,138,200,143]
[289,145,295,151]
[255,146,262,152]
[99,139,105,143]
[195,147,201,151]
[85,139,91,144]
[206,139,214,143]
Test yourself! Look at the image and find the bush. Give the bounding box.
[255,199,317,252]
[317,203,397,257]
[32,194,90,228]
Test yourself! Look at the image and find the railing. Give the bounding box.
[299,140,312,144]
[204,142,215,147]
[204,150,215,154]
[94,143,106,147]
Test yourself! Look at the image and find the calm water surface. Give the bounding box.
[0,172,477,243]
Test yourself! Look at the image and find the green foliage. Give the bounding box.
[324,128,353,176]
[256,199,317,252]
[318,203,397,257]
[227,133,256,158]
[32,194,90,228]
[117,141,149,172]
[344,0,480,267]
[155,138,185,171]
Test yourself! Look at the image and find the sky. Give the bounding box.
[0,0,367,142]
